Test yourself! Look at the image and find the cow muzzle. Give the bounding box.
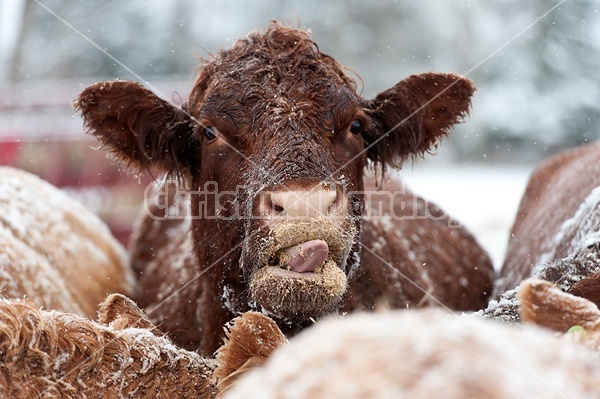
[245,181,357,321]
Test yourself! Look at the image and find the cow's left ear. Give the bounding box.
[362,73,475,168]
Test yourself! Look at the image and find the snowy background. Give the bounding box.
[1,0,599,267]
[402,165,532,268]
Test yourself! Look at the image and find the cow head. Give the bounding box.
[75,24,474,324]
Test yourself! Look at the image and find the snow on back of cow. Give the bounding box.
[0,167,133,316]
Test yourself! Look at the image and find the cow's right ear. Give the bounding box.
[74,80,200,177]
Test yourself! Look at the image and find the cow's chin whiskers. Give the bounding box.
[249,259,347,321]
[243,215,357,321]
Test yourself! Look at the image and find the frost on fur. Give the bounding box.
[0,294,290,398]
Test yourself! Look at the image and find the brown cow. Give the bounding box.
[483,142,600,321]
[76,23,494,354]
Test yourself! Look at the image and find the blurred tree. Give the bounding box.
[4,0,600,163]
[463,0,600,161]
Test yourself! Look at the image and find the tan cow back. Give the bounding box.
[0,167,133,316]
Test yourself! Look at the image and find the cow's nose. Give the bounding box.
[261,188,341,218]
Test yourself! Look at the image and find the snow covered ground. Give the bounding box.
[399,164,534,270]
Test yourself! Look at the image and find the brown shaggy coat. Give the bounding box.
[76,23,494,355]
[0,295,284,398]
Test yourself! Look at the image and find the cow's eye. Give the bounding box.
[204,126,217,140]
[349,119,364,134]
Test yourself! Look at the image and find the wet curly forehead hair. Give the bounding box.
[189,23,359,109]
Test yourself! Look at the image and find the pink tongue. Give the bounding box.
[282,240,329,273]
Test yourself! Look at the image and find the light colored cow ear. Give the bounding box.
[74,80,200,179]
[363,73,475,169]
[519,279,600,332]
[98,293,162,336]
[213,311,287,395]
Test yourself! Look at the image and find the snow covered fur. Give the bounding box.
[498,141,600,294]
[0,167,133,317]
[483,142,600,322]
[0,294,283,398]
[225,309,600,399]
[76,22,494,355]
